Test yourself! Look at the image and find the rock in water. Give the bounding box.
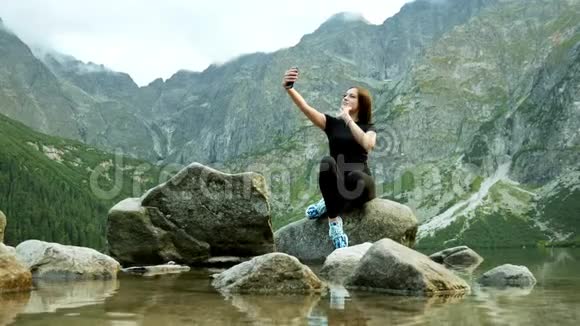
[212,253,326,294]
[15,240,120,280]
[0,243,32,293]
[346,239,470,296]
[275,199,418,261]
[108,163,274,266]
[122,263,191,276]
[429,246,484,270]
[319,243,373,284]
[478,264,537,288]
[108,198,210,266]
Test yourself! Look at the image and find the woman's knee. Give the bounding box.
[346,171,376,195]
[345,171,366,184]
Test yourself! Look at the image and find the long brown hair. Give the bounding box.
[353,86,372,124]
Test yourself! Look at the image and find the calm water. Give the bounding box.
[2,248,580,325]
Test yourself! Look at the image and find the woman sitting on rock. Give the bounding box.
[282,67,377,249]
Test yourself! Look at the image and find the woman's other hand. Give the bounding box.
[282,67,299,89]
[340,103,354,122]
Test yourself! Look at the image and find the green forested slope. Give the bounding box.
[0,113,159,249]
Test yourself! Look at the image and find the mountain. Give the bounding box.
[39,50,139,102]
[0,20,160,162]
[387,0,580,247]
[0,0,579,249]
[0,0,496,164]
[0,20,82,140]
[0,113,160,249]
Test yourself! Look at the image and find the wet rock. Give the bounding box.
[275,199,418,261]
[108,198,210,266]
[0,244,32,293]
[429,246,484,270]
[346,239,470,296]
[319,243,372,284]
[122,262,191,276]
[478,264,536,288]
[212,253,326,294]
[201,256,250,268]
[15,240,120,280]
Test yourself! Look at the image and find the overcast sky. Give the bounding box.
[1,0,413,86]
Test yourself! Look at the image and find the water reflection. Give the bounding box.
[6,249,580,326]
[228,294,321,325]
[0,291,30,325]
[303,283,469,326]
[24,279,119,313]
[534,248,576,285]
[103,272,248,325]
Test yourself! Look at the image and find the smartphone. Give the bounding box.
[285,67,298,89]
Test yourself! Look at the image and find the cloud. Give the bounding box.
[0,0,413,86]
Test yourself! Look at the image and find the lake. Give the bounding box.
[2,248,579,325]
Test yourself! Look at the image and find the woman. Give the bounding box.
[282,67,377,249]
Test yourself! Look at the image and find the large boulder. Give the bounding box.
[319,243,372,284]
[429,246,484,270]
[107,163,274,266]
[478,264,537,288]
[4,245,16,255]
[108,198,210,266]
[275,199,418,261]
[15,240,121,280]
[0,210,6,243]
[0,243,32,293]
[346,239,470,296]
[212,253,326,294]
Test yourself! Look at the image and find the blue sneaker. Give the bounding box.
[328,217,348,249]
[305,198,326,220]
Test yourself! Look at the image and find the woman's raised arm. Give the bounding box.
[283,68,326,130]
